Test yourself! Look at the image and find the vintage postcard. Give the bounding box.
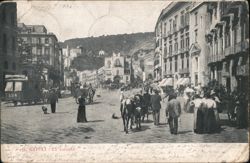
[0,0,249,162]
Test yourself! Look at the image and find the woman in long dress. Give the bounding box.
[190,95,204,134]
[76,94,87,123]
[202,92,219,133]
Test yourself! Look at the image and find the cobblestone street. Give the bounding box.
[1,89,248,143]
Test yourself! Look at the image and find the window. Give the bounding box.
[170,59,172,71]
[107,60,111,68]
[4,61,8,69]
[174,15,178,30]
[186,37,189,48]
[181,11,185,26]
[185,8,190,25]
[169,19,172,32]
[181,54,184,69]
[116,70,119,75]
[169,45,172,55]
[175,56,178,72]
[187,54,189,68]
[3,33,7,53]
[164,22,167,36]
[45,38,49,44]
[11,13,15,26]
[195,12,198,26]
[164,63,167,72]
[12,62,16,70]
[37,48,42,55]
[12,36,16,53]
[174,41,178,52]
[181,36,184,49]
[195,57,198,70]
[195,30,198,42]
[45,48,49,55]
[38,38,41,44]
[114,59,121,67]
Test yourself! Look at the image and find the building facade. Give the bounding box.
[17,23,63,88]
[205,1,249,92]
[189,2,211,87]
[155,2,193,88]
[0,2,19,97]
[104,52,130,84]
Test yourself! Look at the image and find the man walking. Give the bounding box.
[150,89,161,125]
[165,93,181,134]
[48,89,58,113]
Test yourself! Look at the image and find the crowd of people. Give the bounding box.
[119,80,248,135]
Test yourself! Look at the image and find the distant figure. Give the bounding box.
[142,88,151,121]
[150,89,161,125]
[76,94,87,123]
[165,93,181,135]
[48,89,58,113]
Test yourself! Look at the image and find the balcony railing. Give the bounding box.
[179,68,189,74]
[224,46,234,56]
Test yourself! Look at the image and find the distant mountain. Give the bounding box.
[60,32,155,71]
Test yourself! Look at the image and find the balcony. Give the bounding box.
[224,46,234,56]
[235,40,249,54]
[208,55,225,64]
[179,68,189,74]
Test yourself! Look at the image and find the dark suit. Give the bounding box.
[165,98,181,134]
[49,92,58,113]
[150,94,161,125]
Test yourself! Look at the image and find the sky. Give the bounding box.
[16,1,171,41]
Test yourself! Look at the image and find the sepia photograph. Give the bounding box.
[0,0,249,162]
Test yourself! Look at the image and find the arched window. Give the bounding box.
[4,61,8,69]
[114,59,121,67]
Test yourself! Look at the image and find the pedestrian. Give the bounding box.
[48,89,58,113]
[190,94,204,134]
[202,91,219,133]
[76,94,87,123]
[150,89,161,125]
[165,93,181,135]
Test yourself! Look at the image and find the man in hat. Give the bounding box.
[150,89,161,125]
[165,93,181,134]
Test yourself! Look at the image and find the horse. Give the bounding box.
[121,98,134,134]
[133,94,143,129]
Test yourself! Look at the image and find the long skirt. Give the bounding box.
[77,106,87,123]
[204,109,217,133]
[194,108,204,134]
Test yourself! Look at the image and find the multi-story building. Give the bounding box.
[17,23,63,88]
[155,2,193,88]
[205,1,249,92]
[0,2,19,97]
[189,2,211,87]
[141,50,154,82]
[97,66,105,87]
[104,52,130,84]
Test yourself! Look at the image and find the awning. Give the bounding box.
[162,78,174,87]
[176,78,184,86]
[180,78,190,85]
[158,78,167,86]
[5,82,13,91]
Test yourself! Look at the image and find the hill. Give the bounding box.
[60,32,155,71]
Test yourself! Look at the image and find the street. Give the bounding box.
[1,88,248,143]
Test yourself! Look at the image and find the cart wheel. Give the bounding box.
[13,101,17,106]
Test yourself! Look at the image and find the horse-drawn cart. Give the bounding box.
[74,87,95,104]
